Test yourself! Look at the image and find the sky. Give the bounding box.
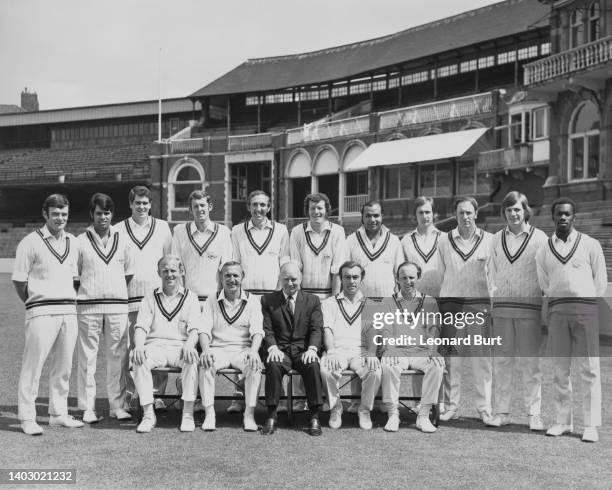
[0,0,502,110]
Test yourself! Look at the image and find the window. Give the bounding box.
[588,1,600,42]
[507,107,549,146]
[541,42,551,55]
[261,164,272,196]
[460,59,477,73]
[478,56,495,69]
[331,85,348,97]
[170,161,204,211]
[458,161,490,195]
[438,64,458,78]
[372,78,387,91]
[569,101,600,180]
[231,164,247,200]
[401,71,428,85]
[418,163,450,196]
[497,50,516,64]
[245,96,258,106]
[349,82,370,95]
[384,165,413,199]
[570,10,584,48]
[532,107,548,140]
[517,45,538,60]
[346,171,368,196]
[388,77,399,89]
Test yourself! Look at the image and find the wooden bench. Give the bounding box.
[133,366,439,426]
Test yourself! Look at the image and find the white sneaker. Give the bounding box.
[180,414,195,432]
[154,399,167,411]
[201,413,216,431]
[328,403,343,429]
[439,410,458,421]
[358,408,372,430]
[486,414,511,427]
[277,400,288,413]
[243,414,258,432]
[546,424,573,437]
[49,414,84,428]
[21,420,43,435]
[416,415,437,433]
[82,410,100,424]
[136,415,156,433]
[346,401,360,413]
[529,415,545,431]
[110,408,132,420]
[227,400,245,413]
[480,412,497,426]
[384,413,400,432]
[582,426,599,443]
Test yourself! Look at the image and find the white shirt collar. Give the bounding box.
[157,286,185,299]
[337,290,364,303]
[504,224,530,237]
[129,216,152,229]
[40,225,66,241]
[247,218,272,230]
[86,224,115,238]
[282,290,299,301]
[190,220,216,234]
[305,221,332,233]
[553,228,578,244]
[218,288,249,303]
[451,226,482,240]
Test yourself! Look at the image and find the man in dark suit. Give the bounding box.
[260,261,324,436]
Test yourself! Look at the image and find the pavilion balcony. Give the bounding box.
[228,132,274,152]
[286,115,371,145]
[524,35,612,88]
[477,140,549,174]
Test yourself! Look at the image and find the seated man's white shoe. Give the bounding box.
[227,399,245,414]
[243,407,258,432]
[136,415,156,433]
[546,423,573,437]
[22,420,44,435]
[384,413,400,432]
[358,407,372,430]
[582,426,598,443]
[439,409,458,421]
[346,401,360,414]
[82,410,100,424]
[480,412,496,426]
[49,414,85,428]
[416,415,437,433]
[110,408,132,420]
[202,408,216,431]
[328,402,343,429]
[529,414,545,431]
[486,413,511,427]
[180,413,195,432]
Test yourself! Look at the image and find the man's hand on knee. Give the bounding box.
[132,347,147,366]
[181,344,199,364]
[266,346,284,363]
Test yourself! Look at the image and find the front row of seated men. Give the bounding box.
[132,254,443,435]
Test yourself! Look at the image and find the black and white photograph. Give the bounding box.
[1,0,611,487]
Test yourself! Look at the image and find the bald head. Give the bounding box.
[279,261,302,295]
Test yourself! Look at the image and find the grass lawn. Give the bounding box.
[0,274,610,489]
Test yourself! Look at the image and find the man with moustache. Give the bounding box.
[536,198,606,443]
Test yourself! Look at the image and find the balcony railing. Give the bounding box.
[477,144,534,173]
[378,92,494,130]
[228,132,273,151]
[524,35,612,85]
[170,138,205,154]
[0,164,149,184]
[286,115,370,145]
[344,194,369,214]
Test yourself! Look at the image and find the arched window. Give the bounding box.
[568,101,600,180]
[588,1,600,42]
[570,9,584,48]
[169,159,205,215]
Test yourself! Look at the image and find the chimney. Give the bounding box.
[21,87,39,112]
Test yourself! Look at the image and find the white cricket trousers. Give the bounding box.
[132,344,198,406]
[199,348,262,408]
[382,356,444,410]
[492,317,542,416]
[18,314,78,421]
[548,311,601,427]
[320,353,381,410]
[77,312,128,412]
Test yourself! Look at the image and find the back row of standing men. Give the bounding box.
[13,185,606,442]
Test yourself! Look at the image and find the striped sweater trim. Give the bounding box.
[303,222,330,256]
[493,301,541,311]
[335,295,366,325]
[410,230,440,263]
[355,229,390,262]
[125,217,156,250]
[302,287,332,294]
[447,230,484,262]
[245,289,275,295]
[128,296,145,303]
[549,297,597,308]
[77,298,129,305]
[25,298,76,310]
[244,221,275,255]
[36,230,70,264]
[547,233,582,265]
[85,231,119,265]
[154,288,189,321]
[187,223,218,256]
[501,226,534,264]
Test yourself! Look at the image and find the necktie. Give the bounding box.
[287,295,295,316]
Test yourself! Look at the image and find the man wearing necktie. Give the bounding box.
[260,261,324,436]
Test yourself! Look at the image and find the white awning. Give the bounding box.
[345,127,489,171]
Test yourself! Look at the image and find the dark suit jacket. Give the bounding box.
[261,290,323,357]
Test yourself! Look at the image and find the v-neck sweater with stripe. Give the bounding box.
[438,228,493,300]
[135,287,201,347]
[76,226,134,314]
[322,293,366,357]
[346,226,403,297]
[488,225,548,319]
[535,230,607,313]
[12,226,79,320]
[401,228,442,297]
[115,217,172,312]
